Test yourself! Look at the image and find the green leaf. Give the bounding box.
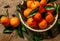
[21,24,26,31]
[31,32,43,41]
[45,6,55,10]
[16,23,24,38]
[21,23,28,34]
[58,19,60,24]
[34,36,42,41]
[16,29,24,38]
[16,6,28,36]
[37,0,40,2]
[32,35,42,41]
[47,0,56,3]
[0,15,6,18]
[52,4,59,15]
[16,11,24,38]
[3,28,13,33]
[16,2,27,14]
[16,4,22,13]
[54,4,59,13]
[15,11,20,19]
[28,7,39,18]
[51,0,56,2]
[28,13,36,18]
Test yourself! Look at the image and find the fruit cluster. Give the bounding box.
[0,16,20,28]
[23,0,55,29]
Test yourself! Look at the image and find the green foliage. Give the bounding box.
[45,6,55,10]
[58,19,60,24]
[16,24,24,38]
[47,0,56,3]
[28,7,39,18]
[3,26,13,33]
[3,28,13,33]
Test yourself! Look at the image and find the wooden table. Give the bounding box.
[0,0,60,41]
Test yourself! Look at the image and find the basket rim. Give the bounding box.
[19,13,58,32]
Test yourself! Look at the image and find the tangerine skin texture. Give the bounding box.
[31,1,40,9]
[27,17,37,27]
[24,8,32,17]
[38,20,47,29]
[40,0,47,6]
[46,12,54,23]
[34,12,42,21]
[27,1,33,8]
[38,6,46,14]
[1,16,10,27]
[10,17,20,27]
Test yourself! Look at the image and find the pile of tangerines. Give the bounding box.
[0,0,56,30]
[0,16,20,28]
[23,0,55,29]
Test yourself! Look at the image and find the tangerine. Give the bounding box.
[27,17,37,27]
[27,1,33,8]
[46,12,54,23]
[40,0,47,6]
[1,16,10,27]
[24,8,32,17]
[31,1,40,9]
[10,17,20,27]
[34,12,42,21]
[38,6,46,14]
[38,19,47,29]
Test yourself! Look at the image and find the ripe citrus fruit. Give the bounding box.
[40,0,47,6]
[10,17,20,27]
[31,1,40,9]
[38,19,47,29]
[46,12,54,23]
[27,17,37,27]
[38,6,46,14]
[34,12,42,21]
[1,16,10,27]
[24,8,32,17]
[27,1,33,8]
[47,10,54,13]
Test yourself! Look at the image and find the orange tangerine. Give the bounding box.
[27,1,33,8]
[24,8,32,17]
[34,12,42,21]
[1,16,10,27]
[38,6,46,14]
[46,12,54,23]
[38,19,47,29]
[10,17,20,27]
[40,0,47,6]
[27,17,37,27]
[31,1,40,9]
[47,10,54,13]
